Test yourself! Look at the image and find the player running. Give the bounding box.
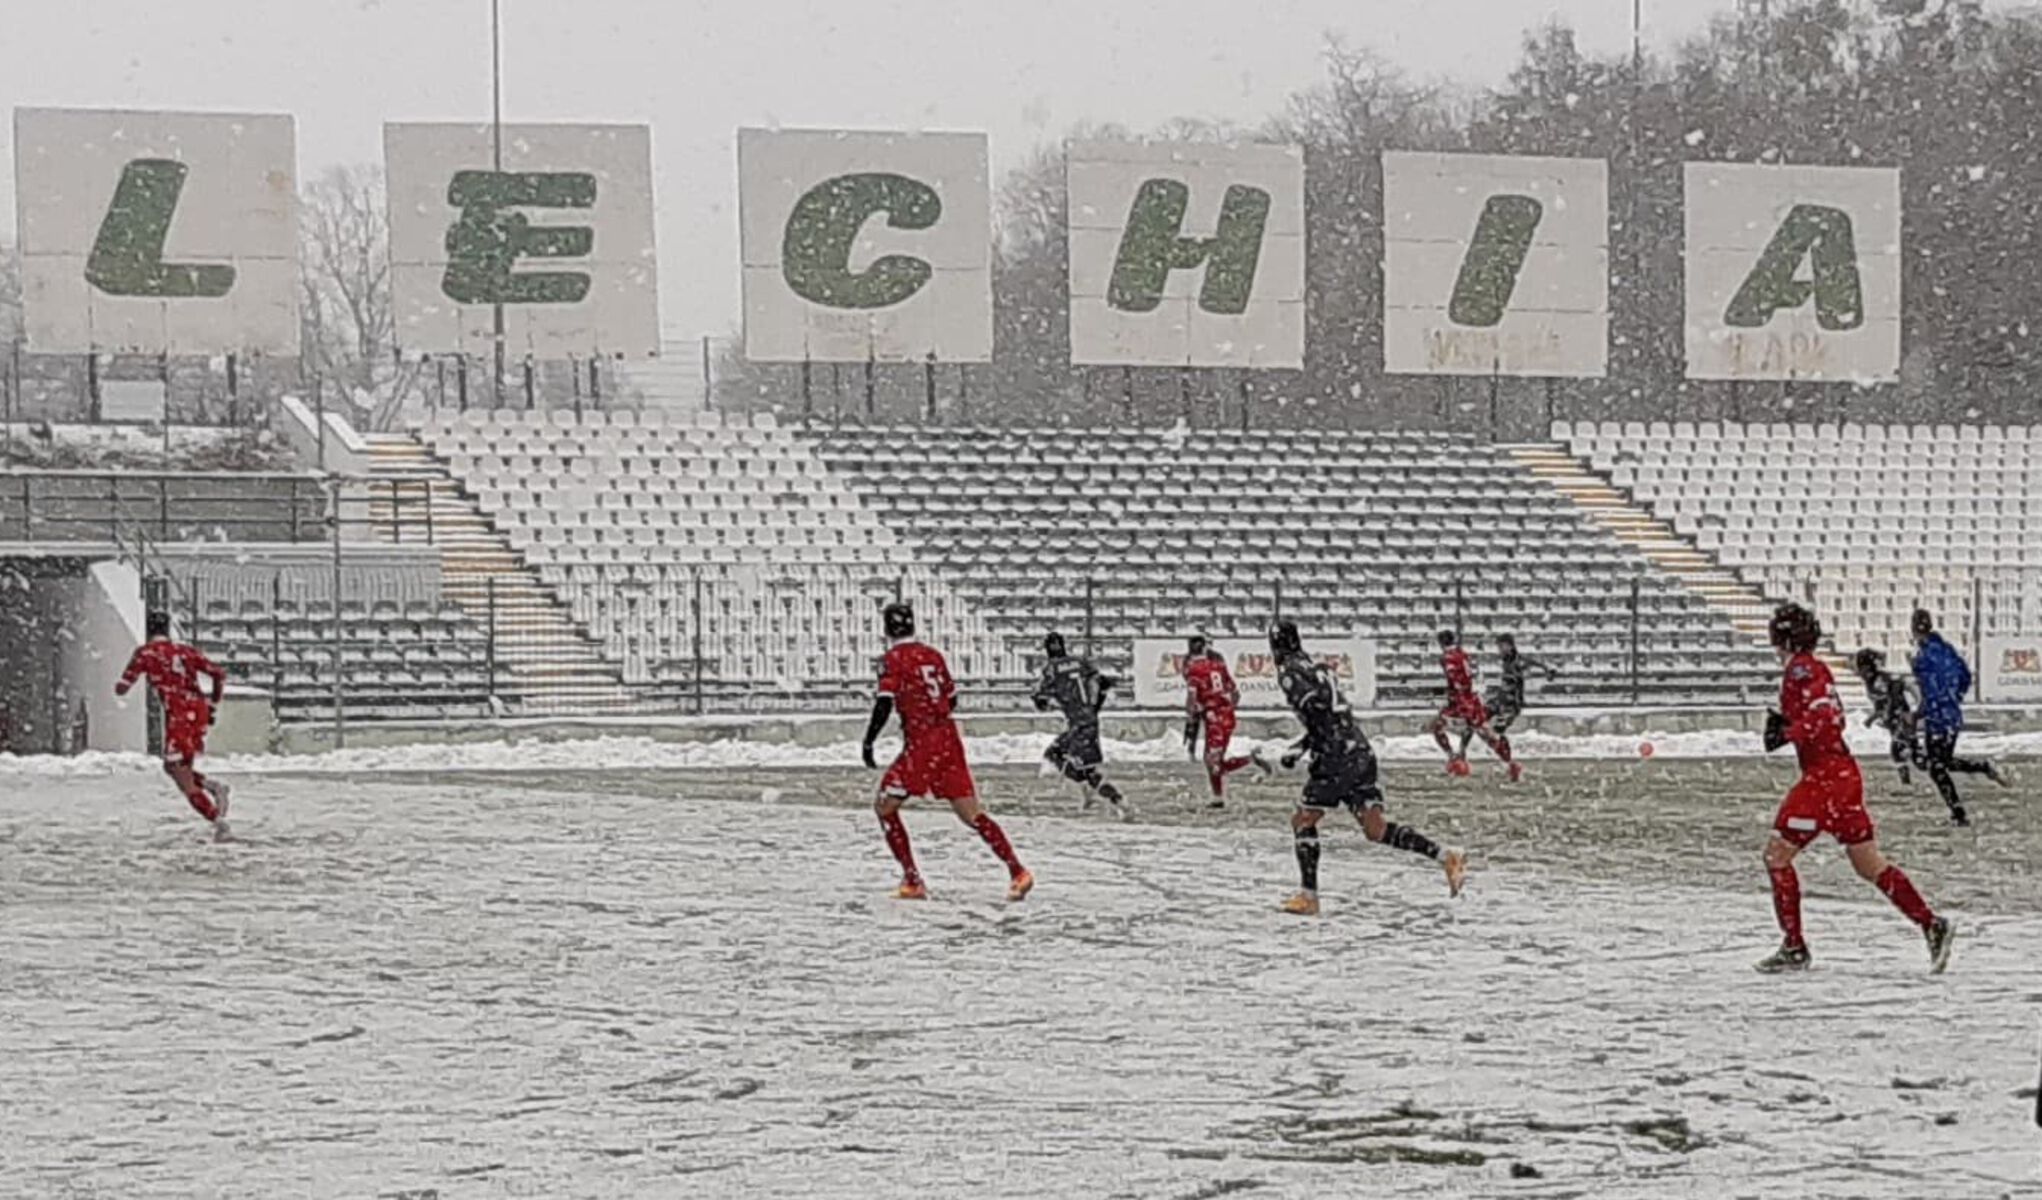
[1271,619,1467,915]
[1756,604,1954,974]
[1909,609,2011,827]
[861,602,1032,902]
[1182,635,1268,809]
[1427,629,1518,781]
[115,610,232,839]
[1455,633,1551,777]
[1032,631,1126,816]
[1853,648,1926,791]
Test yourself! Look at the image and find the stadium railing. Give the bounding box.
[0,470,330,545]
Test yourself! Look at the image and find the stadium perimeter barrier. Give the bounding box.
[141,487,1801,730]
[10,464,2030,741]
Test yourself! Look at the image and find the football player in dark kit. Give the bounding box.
[1032,631,1127,815]
[1454,633,1554,778]
[1909,608,2011,826]
[1853,648,1925,790]
[1269,619,1467,915]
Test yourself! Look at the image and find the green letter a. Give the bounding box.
[85,159,236,298]
[1724,204,1865,331]
[1108,180,1270,315]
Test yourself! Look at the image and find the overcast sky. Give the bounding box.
[1,0,1743,339]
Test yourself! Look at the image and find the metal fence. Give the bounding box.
[1,470,330,544]
[67,472,2037,738]
[128,536,1789,735]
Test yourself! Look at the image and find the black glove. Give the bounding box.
[1183,717,1200,757]
[1280,751,1303,771]
[861,741,878,770]
[1761,709,1787,753]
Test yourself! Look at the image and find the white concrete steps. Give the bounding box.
[360,434,632,708]
[1509,444,1779,645]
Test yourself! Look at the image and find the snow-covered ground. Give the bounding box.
[3,773,2037,1198]
[8,722,2042,779]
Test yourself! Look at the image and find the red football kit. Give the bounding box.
[1772,652,1872,847]
[117,639,226,763]
[1438,647,1489,726]
[1185,654,1240,753]
[876,639,976,802]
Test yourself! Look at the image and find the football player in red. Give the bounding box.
[861,602,1032,902]
[1756,603,1954,974]
[115,610,233,838]
[1426,630,1517,780]
[1182,636,1267,809]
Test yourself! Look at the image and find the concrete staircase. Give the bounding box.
[613,336,711,414]
[1509,444,1779,647]
[359,433,632,711]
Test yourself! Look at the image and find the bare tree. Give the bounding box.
[298,164,420,431]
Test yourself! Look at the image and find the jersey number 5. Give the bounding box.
[918,664,944,703]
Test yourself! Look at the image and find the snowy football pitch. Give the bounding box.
[3,757,2038,1198]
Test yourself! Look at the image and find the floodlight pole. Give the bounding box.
[490,0,507,409]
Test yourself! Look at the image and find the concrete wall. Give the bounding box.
[68,561,146,752]
[276,395,372,476]
[210,688,277,754]
[0,559,144,753]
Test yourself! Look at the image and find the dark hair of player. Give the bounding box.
[1768,603,1822,655]
[1437,629,1457,649]
[145,610,171,639]
[882,602,915,640]
[1188,634,1208,656]
[1269,619,1302,657]
[1853,647,1884,677]
[1043,631,1067,658]
[1911,608,1935,640]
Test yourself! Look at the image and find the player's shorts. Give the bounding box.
[1773,759,1873,847]
[882,728,977,803]
[1439,695,1490,728]
[1047,724,1103,770]
[1301,754,1385,813]
[163,703,211,764]
[1201,710,1237,760]
[1484,692,1523,733]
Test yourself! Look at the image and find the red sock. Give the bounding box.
[182,785,218,822]
[1207,769,1226,798]
[879,811,920,885]
[1493,736,1514,763]
[1769,863,1804,948]
[1220,755,1253,775]
[1875,865,1935,931]
[1432,728,1454,756]
[972,813,1023,878]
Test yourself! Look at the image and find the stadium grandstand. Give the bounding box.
[9,378,2042,746]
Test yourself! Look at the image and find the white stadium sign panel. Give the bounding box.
[13,106,300,355]
[1383,152,1609,379]
[1066,140,1306,369]
[1979,636,2042,704]
[1131,636,1376,711]
[1683,163,1902,383]
[11,105,1933,383]
[384,122,661,359]
[738,128,993,364]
